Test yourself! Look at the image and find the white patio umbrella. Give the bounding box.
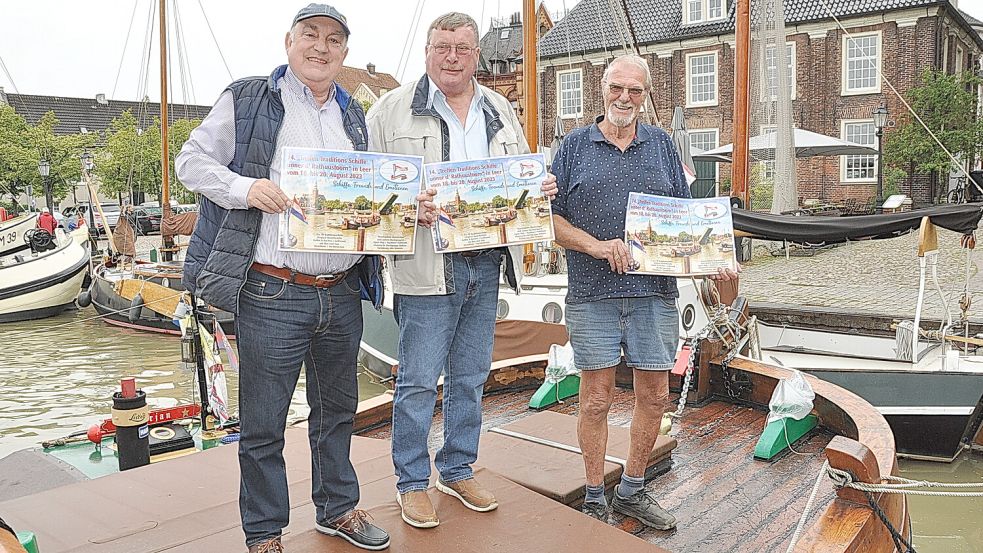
[691,128,879,162]
[547,115,565,164]
[668,106,697,185]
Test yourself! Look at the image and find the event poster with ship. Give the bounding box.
[278,148,424,255]
[624,193,737,276]
[425,153,554,253]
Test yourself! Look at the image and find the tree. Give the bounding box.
[353,195,372,210]
[491,195,508,208]
[97,110,201,205]
[883,70,983,196]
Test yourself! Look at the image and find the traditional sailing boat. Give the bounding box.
[81,2,235,336]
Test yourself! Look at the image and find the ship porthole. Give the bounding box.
[681,304,696,331]
[496,299,509,320]
[542,302,563,324]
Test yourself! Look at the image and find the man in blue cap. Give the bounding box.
[177,4,392,551]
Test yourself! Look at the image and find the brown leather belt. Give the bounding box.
[459,251,481,257]
[249,262,350,288]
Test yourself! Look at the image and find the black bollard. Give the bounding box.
[112,385,150,471]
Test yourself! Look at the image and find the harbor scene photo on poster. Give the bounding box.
[277,148,424,254]
[624,193,737,276]
[425,153,554,253]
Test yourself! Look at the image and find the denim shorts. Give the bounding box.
[565,296,679,371]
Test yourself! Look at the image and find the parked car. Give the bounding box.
[61,203,121,235]
[133,207,162,235]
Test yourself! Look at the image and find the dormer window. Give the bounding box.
[685,0,726,25]
[500,28,510,39]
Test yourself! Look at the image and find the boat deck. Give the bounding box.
[0,388,835,553]
[362,388,837,552]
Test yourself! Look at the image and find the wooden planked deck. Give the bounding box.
[361,388,836,553]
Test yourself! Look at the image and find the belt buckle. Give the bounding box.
[313,273,337,287]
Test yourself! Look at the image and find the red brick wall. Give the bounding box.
[539,12,980,208]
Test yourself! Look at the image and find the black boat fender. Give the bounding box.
[77,288,92,308]
[128,294,144,323]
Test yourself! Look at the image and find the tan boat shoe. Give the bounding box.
[247,537,284,553]
[396,490,440,528]
[436,477,499,512]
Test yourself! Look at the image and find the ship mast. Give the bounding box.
[522,0,538,152]
[731,0,751,208]
[159,0,175,259]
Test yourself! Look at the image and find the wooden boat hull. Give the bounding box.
[88,262,235,337]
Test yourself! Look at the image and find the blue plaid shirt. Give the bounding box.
[551,118,691,304]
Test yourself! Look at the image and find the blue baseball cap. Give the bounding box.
[292,4,350,36]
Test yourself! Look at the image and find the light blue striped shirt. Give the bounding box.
[176,67,360,275]
[426,77,489,161]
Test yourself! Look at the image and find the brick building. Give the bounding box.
[476,4,555,124]
[537,0,983,207]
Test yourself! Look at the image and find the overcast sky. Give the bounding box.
[0,0,533,105]
[2,1,982,106]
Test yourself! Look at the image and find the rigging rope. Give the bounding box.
[111,1,141,100]
[785,460,830,553]
[395,0,426,83]
[195,0,235,82]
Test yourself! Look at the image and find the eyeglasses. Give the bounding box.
[606,84,646,99]
[428,43,476,56]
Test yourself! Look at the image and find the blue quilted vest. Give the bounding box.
[182,64,382,314]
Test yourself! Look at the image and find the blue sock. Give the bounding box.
[616,473,645,499]
[585,483,607,505]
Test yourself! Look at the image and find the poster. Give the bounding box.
[277,148,423,254]
[424,153,554,253]
[624,193,737,276]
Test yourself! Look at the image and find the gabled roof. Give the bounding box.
[480,20,525,64]
[961,9,983,28]
[335,65,399,98]
[539,0,956,58]
[0,91,210,136]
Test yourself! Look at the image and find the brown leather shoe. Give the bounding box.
[396,490,439,528]
[436,478,498,512]
[247,537,284,553]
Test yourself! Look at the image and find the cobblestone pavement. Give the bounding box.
[738,230,983,323]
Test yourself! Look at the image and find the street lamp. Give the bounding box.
[80,151,99,255]
[872,103,888,212]
[37,158,52,214]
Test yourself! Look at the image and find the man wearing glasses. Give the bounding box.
[551,54,737,529]
[178,4,389,551]
[366,12,556,529]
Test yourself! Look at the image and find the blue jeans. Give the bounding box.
[235,269,363,547]
[391,250,502,493]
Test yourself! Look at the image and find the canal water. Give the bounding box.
[0,306,389,459]
[0,306,980,551]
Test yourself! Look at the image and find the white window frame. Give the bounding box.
[689,128,719,181]
[757,125,777,180]
[841,31,881,95]
[684,0,727,25]
[686,51,719,107]
[500,28,511,39]
[556,68,583,119]
[840,119,878,183]
[955,45,964,74]
[761,42,796,101]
